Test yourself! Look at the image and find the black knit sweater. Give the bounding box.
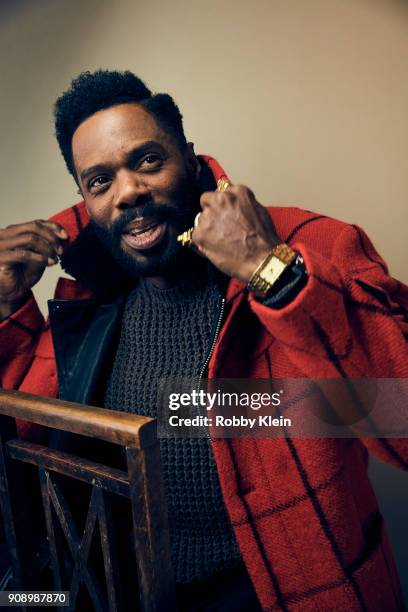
[104,273,242,583]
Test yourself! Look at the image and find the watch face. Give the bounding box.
[260,256,287,285]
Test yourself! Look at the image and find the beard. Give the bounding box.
[89,175,201,278]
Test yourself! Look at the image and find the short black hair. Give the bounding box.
[54,69,188,178]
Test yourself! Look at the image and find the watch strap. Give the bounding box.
[261,257,307,308]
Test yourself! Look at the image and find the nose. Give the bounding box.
[113,169,150,210]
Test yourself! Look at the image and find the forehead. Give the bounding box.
[72,103,172,173]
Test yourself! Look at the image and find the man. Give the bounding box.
[0,70,407,611]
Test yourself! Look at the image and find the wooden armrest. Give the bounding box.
[0,389,156,448]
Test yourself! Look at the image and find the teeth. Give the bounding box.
[129,223,157,236]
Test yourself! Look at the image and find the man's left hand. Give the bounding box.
[192,185,280,283]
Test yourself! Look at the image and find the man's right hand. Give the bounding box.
[0,220,68,318]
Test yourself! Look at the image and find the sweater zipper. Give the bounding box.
[198,296,226,386]
[196,296,225,439]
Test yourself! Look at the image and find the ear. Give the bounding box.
[75,180,86,208]
[74,168,84,199]
[77,185,90,215]
[186,142,201,180]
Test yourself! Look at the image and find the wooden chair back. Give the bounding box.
[0,389,176,612]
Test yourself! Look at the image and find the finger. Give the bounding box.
[0,233,61,260]
[230,184,254,198]
[0,221,66,255]
[191,217,210,250]
[199,190,225,209]
[1,220,67,243]
[14,219,67,239]
[0,249,57,267]
[189,235,207,259]
[42,221,68,240]
[29,220,68,246]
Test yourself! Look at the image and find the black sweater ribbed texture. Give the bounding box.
[104,273,242,583]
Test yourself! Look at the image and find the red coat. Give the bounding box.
[1,156,407,610]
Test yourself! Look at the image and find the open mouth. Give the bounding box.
[121,221,167,251]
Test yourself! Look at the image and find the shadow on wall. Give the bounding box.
[0,0,31,23]
[368,454,408,601]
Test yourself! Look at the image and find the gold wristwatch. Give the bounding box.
[247,243,297,298]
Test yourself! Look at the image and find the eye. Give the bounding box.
[139,154,162,170]
[88,176,111,193]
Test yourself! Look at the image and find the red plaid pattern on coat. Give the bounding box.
[1,156,407,610]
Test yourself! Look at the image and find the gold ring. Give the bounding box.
[216,178,232,192]
[194,212,201,228]
[177,227,195,247]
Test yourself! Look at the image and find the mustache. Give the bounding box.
[110,200,196,235]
